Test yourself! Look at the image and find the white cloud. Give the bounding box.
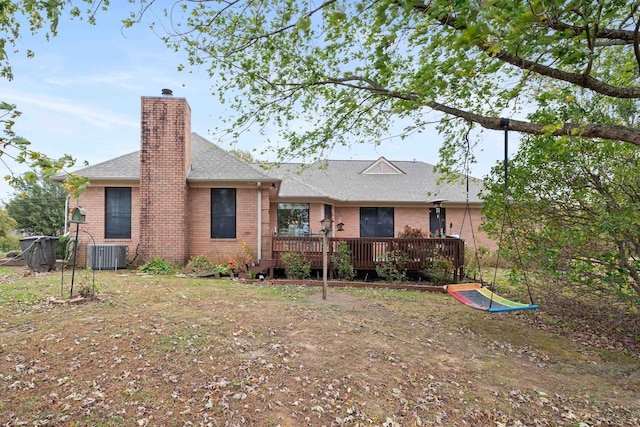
[1,88,138,129]
[44,71,144,91]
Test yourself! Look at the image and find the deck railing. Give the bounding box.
[271,236,465,282]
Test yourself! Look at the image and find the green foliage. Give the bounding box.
[280,251,311,280]
[113,0,640,170]
[482,104,640,303]
[330,240,355,281]
[423,257,454,286]
[0,234,20,253]
[73,267,98,299]
[186,255,214,275]
[465,246,508,280]
[229,149,259,164]
[212,264,231,275]
[0,2,93,197]
[185,256,235,276]
[1,101,87,197]
[397,225,428,239]
[375,258,406,283]
[5,171,67,236]
[0,208,17,251]
[4,0,640,206]
[138,258,176,275]
[0,0,106,80]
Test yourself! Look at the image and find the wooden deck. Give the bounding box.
[269,236,465,282]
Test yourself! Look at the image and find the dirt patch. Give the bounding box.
[0,271,638,426]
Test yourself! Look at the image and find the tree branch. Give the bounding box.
[429,101,640,146]
[489,47,640,98]
[411,3,640,98]
[304,76,640,145]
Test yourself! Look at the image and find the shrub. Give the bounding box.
[330,241,355,280]
[186,255,214,275]
[424,257,454,285]
[466,246,510,279]
[226,242,256,272]
[280,251,311,280]
[375,258,406,282]
[397,225,428,239]
[0,235,20,254]
[212,264,231,275]
[139,258,175,275]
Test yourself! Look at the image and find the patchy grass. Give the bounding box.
[0,268,639,426]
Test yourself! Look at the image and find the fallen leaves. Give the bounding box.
[0,273,639,426]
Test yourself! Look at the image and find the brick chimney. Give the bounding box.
[139,93,191,264]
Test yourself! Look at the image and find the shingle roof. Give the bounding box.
[65,151,140,180]
[268,160,483,204]
[188,134,277,182]
[67,132,276,183]
[65,133,482,203]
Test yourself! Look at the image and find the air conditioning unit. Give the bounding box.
[89,244,128,270]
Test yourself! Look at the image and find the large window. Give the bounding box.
[360,207,394,237]
[211,188,236,238]
[278,203,310,236]
[105,187,132,239]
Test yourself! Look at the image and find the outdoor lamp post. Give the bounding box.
[320,217,333,300]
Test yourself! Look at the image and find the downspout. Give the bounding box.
[257,182,262,262]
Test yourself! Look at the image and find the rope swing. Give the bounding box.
[446,119,538,313]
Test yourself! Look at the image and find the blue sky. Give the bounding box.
[0,3,508,202]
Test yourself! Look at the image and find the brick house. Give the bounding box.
[63,94,490,269]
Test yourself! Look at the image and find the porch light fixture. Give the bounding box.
[432,199,444,214]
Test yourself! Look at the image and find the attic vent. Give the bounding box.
[89,244,128,270]
[361,157,405,175]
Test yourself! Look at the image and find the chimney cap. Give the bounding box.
[161,88,173,96]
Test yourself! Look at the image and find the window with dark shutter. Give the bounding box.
[105,187,132,239]
[211,188,236,238]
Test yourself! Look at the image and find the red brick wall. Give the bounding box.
[332,204,495,250]
[445,206,495,250]
[139,96,191,265]
[72,185,141,266]
[188,185,271,264]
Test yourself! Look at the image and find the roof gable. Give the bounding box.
[360,157,405,175]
